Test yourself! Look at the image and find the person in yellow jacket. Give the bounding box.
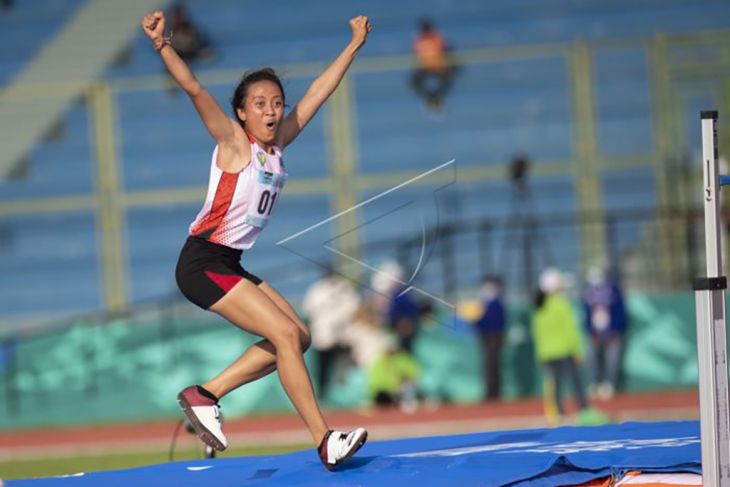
[533,268,607,425]
[368,337,420,413]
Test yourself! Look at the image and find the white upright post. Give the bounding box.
[694,109,730,487]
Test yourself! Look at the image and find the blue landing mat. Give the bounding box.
[9,421,701,487]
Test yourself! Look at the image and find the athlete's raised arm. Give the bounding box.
[278,16,372,148]
[142,11,243,150]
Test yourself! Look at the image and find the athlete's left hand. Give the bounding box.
[350,15,372,48]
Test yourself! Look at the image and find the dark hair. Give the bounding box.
[230,68,285,127]
[482,274,503,288]
[418,18,434,33]
[534,289,547,309]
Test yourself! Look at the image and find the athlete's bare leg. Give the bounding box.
[202,340,278,396]
[206,279,327,444]
[202,282,311,397]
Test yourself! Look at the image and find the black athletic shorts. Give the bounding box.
[175,236,263,310]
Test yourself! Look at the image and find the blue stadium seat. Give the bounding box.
[0,0,85,85]
[2,0,729,318]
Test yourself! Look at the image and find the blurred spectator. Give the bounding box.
[532,268,607,425]
[371,261,422,352]
[302,268,360,400]
[342,299,390,371]
[410,18,455,112]
[389,287,422,353]
[475,275,506,401]
[582,265,627,400]
[169,2,215,63]
[368,336,420,413]
[370,260,401,313]
[165,3,215,94]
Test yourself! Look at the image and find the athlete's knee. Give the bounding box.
[271,321,303,353]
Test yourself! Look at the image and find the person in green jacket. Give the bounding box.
[532,268,596,424]
[368,338,420,412]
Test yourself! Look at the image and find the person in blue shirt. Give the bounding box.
[389,285,422,353]
[371,261,424,353]
[582,266,628,399]
[475,275,507,401]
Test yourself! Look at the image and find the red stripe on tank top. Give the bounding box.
[204,271,243,292]
[244,129,256,144]
[190,172,239,237]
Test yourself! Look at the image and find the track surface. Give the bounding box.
[0,389,698,460]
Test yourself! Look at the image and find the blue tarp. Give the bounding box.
[9,421,702,486]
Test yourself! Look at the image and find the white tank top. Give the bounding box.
[189,138,287,250]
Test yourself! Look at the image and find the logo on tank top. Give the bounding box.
[256,151,266,165]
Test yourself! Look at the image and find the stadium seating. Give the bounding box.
[0,0,86,85]
[1,0,728,321]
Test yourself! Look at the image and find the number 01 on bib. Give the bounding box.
[244,170,287,229]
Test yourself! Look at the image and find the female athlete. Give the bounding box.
[141,10,372,469]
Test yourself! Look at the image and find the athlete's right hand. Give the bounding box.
[141,11,165,45]
[349,15,372,48]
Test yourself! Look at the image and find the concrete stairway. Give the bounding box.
[0,0,168,178]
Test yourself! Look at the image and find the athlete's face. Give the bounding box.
[236,81,285,147]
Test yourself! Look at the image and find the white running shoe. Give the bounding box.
[177,385,228,451]
[318,428,368,470]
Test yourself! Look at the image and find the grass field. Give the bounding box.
[0,443,308,481]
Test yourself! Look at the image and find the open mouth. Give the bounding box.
[265,121,276,130]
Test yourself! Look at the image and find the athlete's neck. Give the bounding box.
[244,129,276,154]
[257,140,276,154]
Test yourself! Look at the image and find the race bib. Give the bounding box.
[243,170,286,229]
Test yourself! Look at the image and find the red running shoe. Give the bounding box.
[177,385,228,451]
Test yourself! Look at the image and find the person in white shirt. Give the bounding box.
[302,269,361,400]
